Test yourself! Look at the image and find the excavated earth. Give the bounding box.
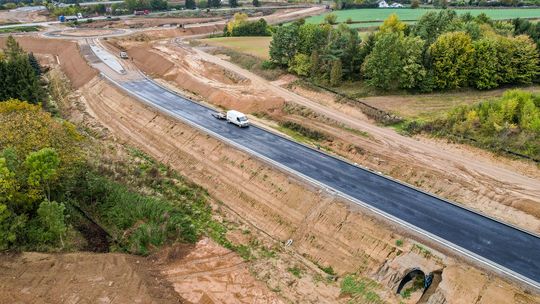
[4,34,540,304]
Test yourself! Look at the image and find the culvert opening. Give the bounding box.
[396,268,444,303]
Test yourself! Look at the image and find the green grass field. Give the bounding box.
[305,8,540,28]
[200,36,272,59]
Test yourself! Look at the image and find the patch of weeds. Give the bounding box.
[278,121,330,142]
[259,246,277,259]
[210,47,285,81]
[287,266,303,278]
[340,275,384,304]
[251,111,271,119]
[236,244,252,261]
[413,244,432,258]
[314,261,335,276]
[395,239,403,247]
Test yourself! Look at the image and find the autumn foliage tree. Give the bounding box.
[0,100,83,250]
[429,32,475,89]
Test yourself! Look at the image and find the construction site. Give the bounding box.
[0,3,539,304]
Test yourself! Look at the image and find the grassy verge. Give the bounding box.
[206,46,286,81]
[200,36,272,60]
[0,26,41,33]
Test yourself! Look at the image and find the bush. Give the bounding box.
[230,18,270,37]
[324,13,337,25]
[330,59,342,87]
[279,121,329,141]
[422,90,540,159]
[74,171,210,255]
[288,53,311,76]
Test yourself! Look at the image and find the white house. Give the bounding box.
[378,0,389,7]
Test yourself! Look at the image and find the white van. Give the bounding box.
[226,110,249,128]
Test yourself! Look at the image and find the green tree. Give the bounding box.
[185,0,196,9]
[298,23,331,55]
[269,24,300,66]
[495,35,539,85]
[509,35,539,85]
[1,55,44,105]
[25,148,60,202]
[0,158,17,204]
[322,24,362,80]
[379,13,407,34]
[288,53,311,76]
[362,32,426,90]
[471,38,499,89]
[5,36,23,61]
[324,13,337,25]
[252,0,260,6]
[229,0,237,7]
[429,32,474,89]
[34,200,67,247]
[310,50,320,77]
[207,0,220,7]
[411,0,420,8]
[413,10,458,45]
[28,52,42,77]
[330,59,342,87]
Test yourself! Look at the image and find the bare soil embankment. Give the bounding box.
[0,252,184,304]
[78,75,540,303]
[0,37,97,88]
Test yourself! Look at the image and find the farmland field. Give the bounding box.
[305,8,540,27]
[200,36,272,59]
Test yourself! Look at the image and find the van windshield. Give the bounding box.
[238,116,248,122]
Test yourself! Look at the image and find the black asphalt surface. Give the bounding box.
[121,79,540,287]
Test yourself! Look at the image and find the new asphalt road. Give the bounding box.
[114,78,540,289]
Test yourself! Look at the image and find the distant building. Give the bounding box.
[378,1,404,7]
[378,0,389,7]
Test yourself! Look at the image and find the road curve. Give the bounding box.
[85,39,540,290]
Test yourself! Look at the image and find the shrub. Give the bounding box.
[330,59,342,87]
[324,13,337,25]
[288,53,311,76]
[230,18,270,37]
[279,121,329,141]
[421,90,540,159]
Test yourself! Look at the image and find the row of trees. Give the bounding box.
[224,13,270,37]
[0,37,44,104]
[270,11,539,91]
